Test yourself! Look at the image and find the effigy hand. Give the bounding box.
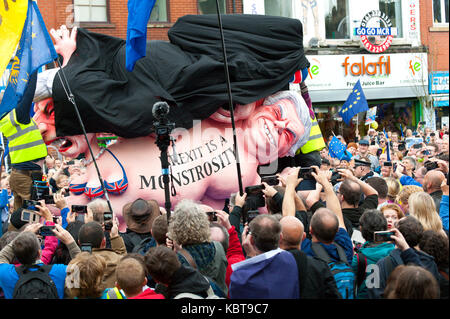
[50,25,77,67]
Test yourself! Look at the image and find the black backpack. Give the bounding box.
[13,265,59,299]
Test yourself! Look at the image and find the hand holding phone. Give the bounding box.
[373,230,395,243]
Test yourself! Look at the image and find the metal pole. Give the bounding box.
[215,0,243,195]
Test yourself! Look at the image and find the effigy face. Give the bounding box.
[33,90,308,231]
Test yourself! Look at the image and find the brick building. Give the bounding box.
[419,0,449,127]
[38,0,243,41]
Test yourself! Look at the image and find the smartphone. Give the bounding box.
[298,167,314,180]
[245,185,264,195]
[374,231,395,243]
[247,210,259,224]
[23,200,40,210]
[383,161,393,167]
[21,209,40,223]
[422,150,431,156]
[261,175,279,186]
[206,211,217,222]
[413,143,422,149]
[39,226,56,237]
[81,243,92,253]
[72,205,87,214]
[103,212,113,231]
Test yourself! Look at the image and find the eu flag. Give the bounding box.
[0,0,57,119]
[328,136,352,160]
[126,0,156,72]
[339,80,369,125]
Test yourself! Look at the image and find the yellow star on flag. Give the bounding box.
[31,32,37,39]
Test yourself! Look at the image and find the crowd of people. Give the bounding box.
[0,120,448,300]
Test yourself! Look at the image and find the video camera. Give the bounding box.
[30,180,54,204]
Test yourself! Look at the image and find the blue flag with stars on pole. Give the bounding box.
[339,80,369,125]
[328,136,350,160]
[0,0,57,119]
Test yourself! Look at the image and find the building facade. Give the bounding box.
[419,0,449,130]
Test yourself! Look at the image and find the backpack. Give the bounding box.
[132,236,156,255]
[13,264,59,299]
[311,242,355,299]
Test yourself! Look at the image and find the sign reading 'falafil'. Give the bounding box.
[355,10,397,53]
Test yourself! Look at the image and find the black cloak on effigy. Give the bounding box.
[52,14,310,138]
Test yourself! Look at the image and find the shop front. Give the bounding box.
[298,52,428,142]
[429,71,449,130]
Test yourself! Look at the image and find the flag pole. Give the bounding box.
[214,0,244,196]
[54,58,114,215]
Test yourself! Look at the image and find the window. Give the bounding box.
[198,0,226,14]
[264,0,293,18]
[379,0,403,37]
[150,0,168,22]
[324,0,349,39]
[433,0,449,24]
[74,0,108,23]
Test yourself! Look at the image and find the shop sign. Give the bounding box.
[354,10,397,53]
[429,71,449,94]
[243,0,265,14]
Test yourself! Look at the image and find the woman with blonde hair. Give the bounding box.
[384,177,401,203]
[395,185,423,215]
[408,192,446,236]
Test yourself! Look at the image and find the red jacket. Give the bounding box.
[128,288,165,299]
[225,226,245,290]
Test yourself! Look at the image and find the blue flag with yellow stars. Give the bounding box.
[0,0,57,119]
[329,136,348,160]
[339,80,369,125]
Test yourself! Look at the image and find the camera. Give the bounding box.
[38,226,56,237]
[21,209,41,223]
[330,170,342,186]
[103,212,113,231]
[398,143,406,151]
[245,185,266,209]
[425,161,438,171]
[206,211,217,222]
[298,167,314,180]
[374,231,395,243]
[31,180,54,204]
[23,199,40,211]
[260,175,279,186]
[383,161,393,167]
[72,205,87,214]
[247,210,259,224]
[81,243,92,253]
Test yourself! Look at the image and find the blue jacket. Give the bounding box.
[352,242,395,299]
[301,227,354,263]
[0,263,67,299]
[440,195,449,232]
[399,175,422,187]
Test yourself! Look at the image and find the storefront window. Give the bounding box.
[264,0,293,18]
[150,0,168,22]
[324,0,349,39]
[433,0,449,24]
[198,0,226,14]
[379,0,403,37]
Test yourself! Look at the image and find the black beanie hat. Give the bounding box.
[9,208,28,230]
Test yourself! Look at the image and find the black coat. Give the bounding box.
[288,249,341,299]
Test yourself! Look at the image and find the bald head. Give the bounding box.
[310,208,339,244]
[423,170,445,193]
[280,216,305,250]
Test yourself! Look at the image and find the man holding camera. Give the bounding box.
[0,72,48,211]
